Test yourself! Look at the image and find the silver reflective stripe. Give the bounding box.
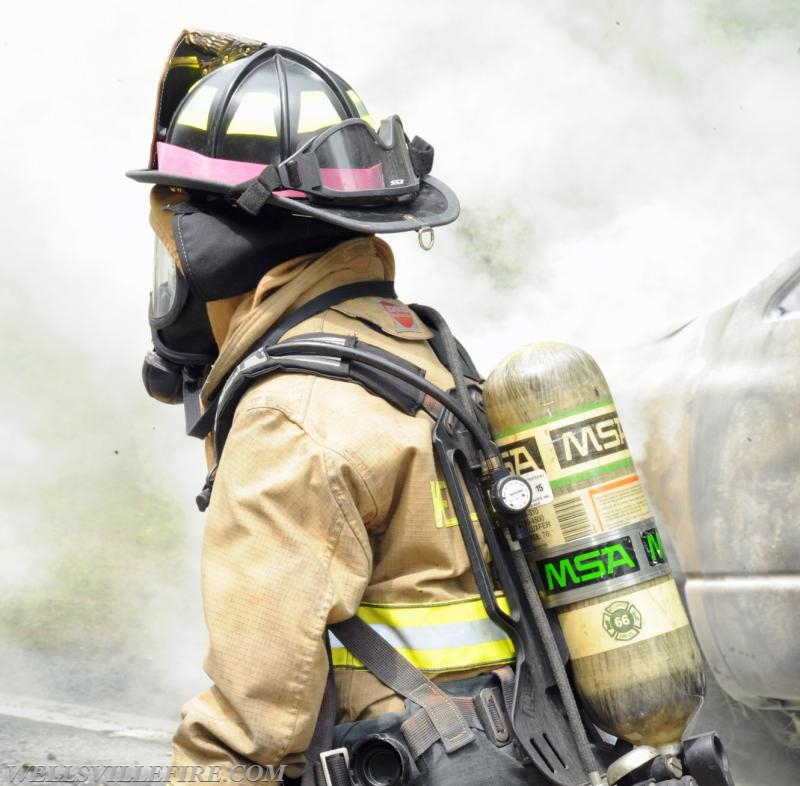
[329,596,515,672]
[330,616,510,653]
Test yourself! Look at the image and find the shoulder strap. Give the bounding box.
[211,334,429,461]
[187,280,397,439]
[256,280,397,350]
[193,301,483,511]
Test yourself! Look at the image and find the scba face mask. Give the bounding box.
[140,181,365,408]
[143,235,218,404]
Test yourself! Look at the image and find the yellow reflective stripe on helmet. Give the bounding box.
[297,90,342,134]
[175,85,218,131]
[346,89,375,129]
[227,91,279,136]
[169,55,202,70]
[330,594,515,672]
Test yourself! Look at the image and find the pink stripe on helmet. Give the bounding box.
[157,142,384,196]
[320,163,384,192]
[157,142,266,184]
[155,142,305,197]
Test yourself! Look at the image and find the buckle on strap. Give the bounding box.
[475,686,511,746]
[318,748,352,786]
[400,687,512,758]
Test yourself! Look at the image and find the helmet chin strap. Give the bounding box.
[235,166,283,216]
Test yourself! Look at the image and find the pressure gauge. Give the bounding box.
[494,474,533,513]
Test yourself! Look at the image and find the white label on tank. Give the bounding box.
[523,468,554,507]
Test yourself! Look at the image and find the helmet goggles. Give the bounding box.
[269,115,427,204]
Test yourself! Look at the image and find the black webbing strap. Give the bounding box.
[211,333,429,463]
[302,636,343,786]
[254,280,397,352]
[329,617,476,754]
[180,369,206,436]
[236,166,284,216]
[187,280,397,439]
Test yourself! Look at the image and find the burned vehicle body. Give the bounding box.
[607,252,800,760]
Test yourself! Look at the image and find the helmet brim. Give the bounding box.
[126,168,459,234]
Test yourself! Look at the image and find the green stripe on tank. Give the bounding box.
[492,397,614,440]
[548,457,634,490]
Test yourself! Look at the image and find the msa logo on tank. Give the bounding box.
[495,402,633,488]
[499,436,544,476]
[493,402,644,547]
[550,411,627,469]
[537,527,667,596]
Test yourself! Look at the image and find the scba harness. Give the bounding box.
[193,288,601,785]
[194,289,732,786]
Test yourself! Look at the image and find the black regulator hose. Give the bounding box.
[411,305,477,417]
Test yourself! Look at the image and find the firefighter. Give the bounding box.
[129,30,710,786]
[127,31,530,786]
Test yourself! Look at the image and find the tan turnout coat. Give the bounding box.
[170,237,512,780]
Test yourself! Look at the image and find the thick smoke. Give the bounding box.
[2,1,799,780]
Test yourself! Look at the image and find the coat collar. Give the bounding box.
[202,237,395,403]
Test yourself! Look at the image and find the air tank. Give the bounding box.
[483,342,705,748]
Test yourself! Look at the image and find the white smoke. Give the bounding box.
[2,0,799,776]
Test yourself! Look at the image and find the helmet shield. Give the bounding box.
[146,30,268,169]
